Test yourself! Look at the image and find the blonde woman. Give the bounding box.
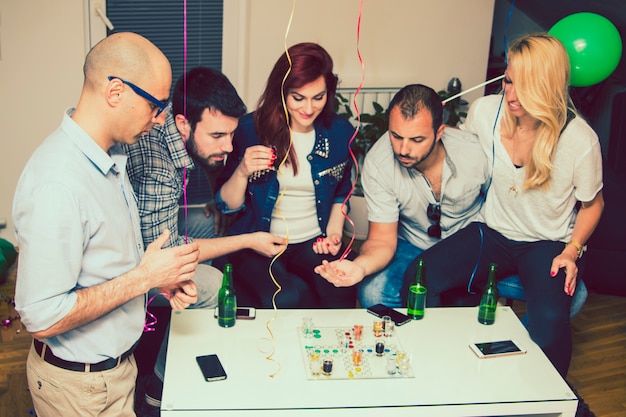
[402,33,604,377]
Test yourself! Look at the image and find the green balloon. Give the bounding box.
[549,12,623,87]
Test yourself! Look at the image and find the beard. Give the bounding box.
[394,137,437,170]
[186,131,226,172]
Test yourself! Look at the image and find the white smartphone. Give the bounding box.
[469,340,527,358]
[213,307,256,320]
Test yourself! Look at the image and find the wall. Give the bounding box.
[230,0,495,110]
[0,0,85,243]
[0,0,495,243]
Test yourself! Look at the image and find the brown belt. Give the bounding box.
[33,339,135,372]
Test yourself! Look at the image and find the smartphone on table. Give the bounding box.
[469,340,527,358]
[366,303,412,326]
[196,354,227,381]
[213,306,256,320]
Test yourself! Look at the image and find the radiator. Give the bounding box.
[336,87,399,118]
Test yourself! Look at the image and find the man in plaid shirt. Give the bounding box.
[124,67,287,415]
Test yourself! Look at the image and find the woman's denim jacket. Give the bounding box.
[216,112,354,236]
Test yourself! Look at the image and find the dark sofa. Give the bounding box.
[576,76,626,296]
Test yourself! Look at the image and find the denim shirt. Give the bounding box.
[216,112,355,236]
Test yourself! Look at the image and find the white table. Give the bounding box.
[161,307,577,416]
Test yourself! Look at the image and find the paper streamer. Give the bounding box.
[258,0,299,379]
[442,74,505,104]
[145,0,191,333]
[339,0,365,262]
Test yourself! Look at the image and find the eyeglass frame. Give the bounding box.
[426,203,441,239]
[107,76,168,117]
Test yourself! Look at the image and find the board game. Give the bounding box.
[298,325,415,380]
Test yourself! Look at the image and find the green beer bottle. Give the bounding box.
[218,263,237,328]
[407,258,427,320]
[478,263,498,325]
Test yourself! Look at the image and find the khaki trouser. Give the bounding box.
[26,343,137,417]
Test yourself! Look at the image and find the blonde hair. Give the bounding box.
[501,33,576,190]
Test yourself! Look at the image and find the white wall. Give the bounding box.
[0,0,495,244]
[0,0,85,243]
[225,0,495,110]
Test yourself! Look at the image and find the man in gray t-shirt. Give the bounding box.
[314,84,489,307]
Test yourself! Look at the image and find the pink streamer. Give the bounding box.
[144,0,190,334]
[340,0,365,261]
[144,293,160,332]
[182,0,189,244]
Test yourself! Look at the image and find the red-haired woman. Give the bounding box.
[216,43,356,308]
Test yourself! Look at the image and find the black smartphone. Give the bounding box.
[196,354,227,381]
[366,303,412,326]
[213,307,256,320]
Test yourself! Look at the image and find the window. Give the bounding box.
[91,0,223,95]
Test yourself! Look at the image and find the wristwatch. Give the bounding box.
[566,240,585,259]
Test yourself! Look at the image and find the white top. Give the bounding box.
[362,128,490,249]
[271,130,322,243]
[460,95,603,242]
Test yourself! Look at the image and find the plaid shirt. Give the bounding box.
[123,106,201,249]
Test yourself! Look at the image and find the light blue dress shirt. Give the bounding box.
[13,108,146,363]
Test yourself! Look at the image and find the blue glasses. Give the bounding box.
[108,76,168,117]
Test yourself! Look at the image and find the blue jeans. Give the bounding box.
[215,237,357,309]
[358,238,423,308]
[178,206,215,265]
[401,222,575,377]
[498,275,588,320]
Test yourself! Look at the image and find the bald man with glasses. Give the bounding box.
[13,33,199,417]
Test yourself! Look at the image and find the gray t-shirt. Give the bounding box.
[460,95,603,242]
[362,127,490,250]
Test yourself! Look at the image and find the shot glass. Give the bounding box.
[386,356,397,375]
[322,358,333,376]
[303,316,314,338]
[309,352,321,376]
[396,351,410,374]
[373,320,383,337]
[398,356,411,374]
[383,315,395,337]
[395,351,406,367]
[353,324,363,341]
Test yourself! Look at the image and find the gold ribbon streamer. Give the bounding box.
[259,0,297,379]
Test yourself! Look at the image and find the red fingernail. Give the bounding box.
[550,271,556,277]
[326,243,330,247]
